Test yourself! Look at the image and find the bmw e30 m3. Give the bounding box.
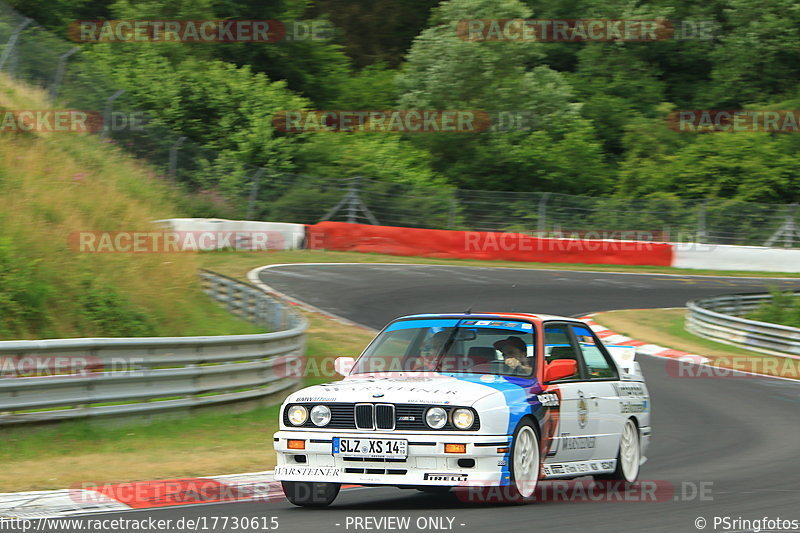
[273,313,651,506]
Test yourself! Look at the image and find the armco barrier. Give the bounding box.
[0,271,306,425]
[306,221,673,266]
[686,292,800,358]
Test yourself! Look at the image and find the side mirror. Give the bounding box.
[544,359,577,382]
[334,356,355,377]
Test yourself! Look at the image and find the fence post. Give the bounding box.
[0,18,32,72]
[320,176,379,225]
[765,203,799,248]
[697,201,707,244]
[448,195,458,230]
[537,192,551,237]
[347,177,359,223]
[101,90,125,139]
[49,47,79,100]
[246,168,265,220]
[168,136,186,183]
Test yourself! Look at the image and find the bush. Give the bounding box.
[746,289,800,329]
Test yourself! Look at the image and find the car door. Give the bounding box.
[541,322,597,466]
[569,324,623,463]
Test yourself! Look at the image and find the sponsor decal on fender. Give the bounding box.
[620,400,648,413]
[542,460,615,476]
[613,383,645,397]
[561,434,596,450]
[537,392,560,407]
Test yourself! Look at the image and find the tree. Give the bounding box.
[396,0,607,190]
[705,0,800,107]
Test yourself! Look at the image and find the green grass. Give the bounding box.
[0,74,261,340]
[0,403,283,491]
[0,404,282,463]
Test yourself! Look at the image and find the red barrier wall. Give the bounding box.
[306,222,673,266]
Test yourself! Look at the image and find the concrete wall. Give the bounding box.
[157,218,305,250]
[673,243,800,273]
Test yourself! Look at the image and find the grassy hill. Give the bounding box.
[0,74,259,339]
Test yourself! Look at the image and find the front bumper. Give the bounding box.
[273,430,512,487]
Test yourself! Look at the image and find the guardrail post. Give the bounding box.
[273,301,282,331]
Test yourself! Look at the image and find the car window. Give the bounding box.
[571,325,617,380]
[544,324,579,380]
[352,319,535,376]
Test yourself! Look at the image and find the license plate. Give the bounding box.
[332,437,408,459]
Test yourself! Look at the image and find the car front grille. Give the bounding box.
[283,403,480,431]
[355,404,375,429]
[375,404,395,430]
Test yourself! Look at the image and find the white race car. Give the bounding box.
[273,312,651,506]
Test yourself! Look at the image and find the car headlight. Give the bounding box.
[452,408,474,430]
[310,405,331,427]
[287,405,308,426]
[425,407,448,429]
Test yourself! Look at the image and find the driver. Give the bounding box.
[410,330,450,371]
[493,336,533,374]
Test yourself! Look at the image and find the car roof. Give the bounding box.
[398,312,586,324]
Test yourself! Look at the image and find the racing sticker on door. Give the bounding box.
[539,386,562,458]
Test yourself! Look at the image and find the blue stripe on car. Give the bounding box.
[445,374,544,485]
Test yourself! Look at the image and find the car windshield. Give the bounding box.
[351,318,536,377]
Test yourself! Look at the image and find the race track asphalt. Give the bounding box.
[52,264,800,533]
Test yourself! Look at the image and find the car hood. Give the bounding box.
[285,373,540,406]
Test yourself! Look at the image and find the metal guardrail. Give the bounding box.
[686,292,800,358]
[199,269,299,331]
[0,271,307,425]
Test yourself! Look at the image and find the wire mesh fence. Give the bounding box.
[0,2,798,247]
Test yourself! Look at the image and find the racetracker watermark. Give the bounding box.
[274,110,493,133]
[68,231,287,252]
[456,19,716,41]
[0,110,145,133]
[0,355,143,377]
[668,110,800,132]
[69,479,284,506]
[454,480,713,504]
[666,357,800,380]
[69,20,332,43]
[463,232,665,253]
[271,355,477,379]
